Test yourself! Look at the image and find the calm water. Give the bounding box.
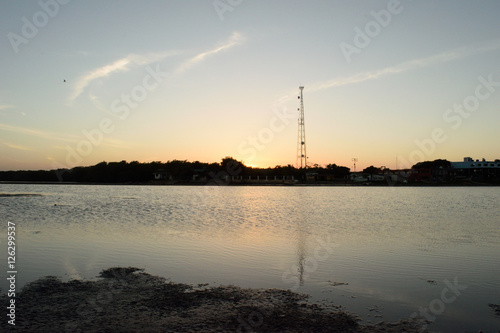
[1,184,499,332]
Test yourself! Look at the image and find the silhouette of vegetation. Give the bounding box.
[0,158,351,184]
[412,159,451,169]
[305,163,351,179]
[362,166,383,175]
[2,157,497,185]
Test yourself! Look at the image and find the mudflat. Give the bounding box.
[2,267,428,332]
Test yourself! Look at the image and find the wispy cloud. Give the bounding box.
[0,104,14,110]
[69,33,244,103]
[175,31,244,74]
[0,123,137,151]
[0,140,33,151]
[0,123,82,143]
[0,104,26,117]
[0,104,15,116]
[88,92,116,118]
[69,50,178,102]
[308,39,500,93]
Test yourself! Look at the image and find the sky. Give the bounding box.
[1,0,500,171]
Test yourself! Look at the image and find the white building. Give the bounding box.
[451,157,500,169]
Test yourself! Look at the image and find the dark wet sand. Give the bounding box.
[2,267,428,332]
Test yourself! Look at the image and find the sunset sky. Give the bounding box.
[1,0,500,171]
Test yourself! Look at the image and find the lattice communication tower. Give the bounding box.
[296,86,307,168]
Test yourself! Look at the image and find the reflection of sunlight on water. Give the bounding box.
[63,256,88,281]
[1,184,500,331]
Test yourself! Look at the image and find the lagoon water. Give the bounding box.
[1,184,499,332]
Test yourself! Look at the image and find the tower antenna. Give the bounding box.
[296,86,307,169]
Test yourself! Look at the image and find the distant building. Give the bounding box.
[153,169,172,181]
[409,168,432,182]
[450,157,500,180]
[349,173,369,182]
[382,169,410,183]
[451,157,500,169]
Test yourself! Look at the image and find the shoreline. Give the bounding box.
[2,267,428,333]
[1,180,499,187]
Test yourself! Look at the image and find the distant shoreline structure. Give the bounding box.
[1,156,499,186]
[1,181,499,187]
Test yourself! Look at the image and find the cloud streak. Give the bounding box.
[0,140,33,151]
[175,31,244,74]
[69,32,244,103]
[69,50,178,102]
[0,104,14,110]
[0,122,136,150]
[0,104,16,116]
[308,39,500,93]
[0,123,82,143]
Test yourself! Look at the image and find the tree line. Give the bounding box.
[0,157,460,183]
[0,157,352,183]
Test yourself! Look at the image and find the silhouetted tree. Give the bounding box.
[326,163,351,178]
[412,159,451,169]
[220,156,246,176]
[363,166,382,174]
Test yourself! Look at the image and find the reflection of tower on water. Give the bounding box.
[296,218,308,287]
